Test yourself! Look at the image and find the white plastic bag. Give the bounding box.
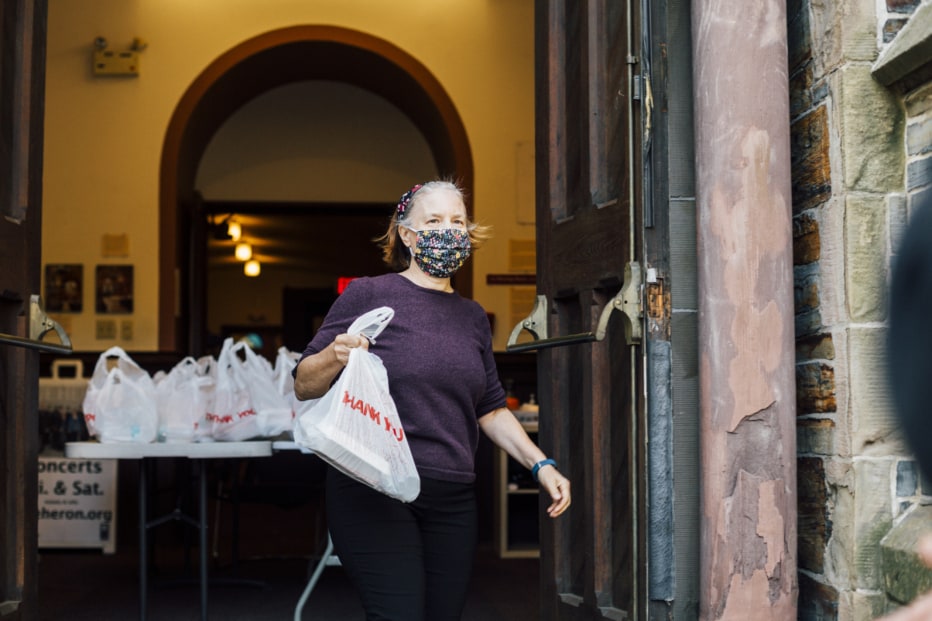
[82,347,159,443]
[295,307,420,502]
[156,356,213,442]
[208,338,262,441]
[240,342,294,437]
[273,347,304,439]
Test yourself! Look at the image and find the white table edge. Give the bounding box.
[64,440,273,459]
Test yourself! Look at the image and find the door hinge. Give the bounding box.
[0,295,73,354]
[506,262,643,352]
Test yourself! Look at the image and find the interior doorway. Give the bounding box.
[194,78,433,359]
[158,25,475,356]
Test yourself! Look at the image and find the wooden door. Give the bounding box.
[534,1,645,619]
[0,1,48,619]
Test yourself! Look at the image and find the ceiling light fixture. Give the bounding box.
[227,219,242,242]
[234,242,252,261]
[244,259,261,277]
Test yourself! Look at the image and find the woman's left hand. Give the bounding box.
[537,466,571,518]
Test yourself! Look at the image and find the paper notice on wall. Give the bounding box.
[38,456,117,554]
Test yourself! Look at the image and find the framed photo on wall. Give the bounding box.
[95,265,133,314]
[45,264,83,313]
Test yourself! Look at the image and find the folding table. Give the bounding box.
[65,440,273,621]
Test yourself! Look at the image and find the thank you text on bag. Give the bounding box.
[341,389,405,442]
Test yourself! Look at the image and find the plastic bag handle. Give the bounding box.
[347,306,395,342]
[91,346,140,377]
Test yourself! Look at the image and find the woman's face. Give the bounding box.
[400,189,468,246]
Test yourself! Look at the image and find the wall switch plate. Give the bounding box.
[94,50,139,76]
[96,320,116,340]
[120,320,133,341]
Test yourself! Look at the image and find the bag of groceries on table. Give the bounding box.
[82,347,158,443]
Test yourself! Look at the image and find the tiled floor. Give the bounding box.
[37,496,540,621]
[38,543,539,620]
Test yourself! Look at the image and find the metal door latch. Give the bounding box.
[506,262,643,352]
[0,295,73,354]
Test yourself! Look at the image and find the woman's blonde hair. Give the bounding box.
[376,180,492,271]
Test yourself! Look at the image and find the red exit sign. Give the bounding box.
[337,277,358,294]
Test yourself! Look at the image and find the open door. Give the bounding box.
[529,1,645,619]
[0,1,49,619]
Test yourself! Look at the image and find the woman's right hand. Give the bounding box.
[332,333,369,366]
[294,333,369,400]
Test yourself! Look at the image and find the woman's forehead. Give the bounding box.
[412,189,466,218]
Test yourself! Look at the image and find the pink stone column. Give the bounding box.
[691,1,798,619]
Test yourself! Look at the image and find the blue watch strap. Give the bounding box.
[531,458,558,482]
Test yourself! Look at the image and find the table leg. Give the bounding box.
[199,460,208,621]
[139,458,147,621]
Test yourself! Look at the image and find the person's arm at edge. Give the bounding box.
[478,407,571,518]
[875,534,932,620]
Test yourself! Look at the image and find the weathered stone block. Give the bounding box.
[889,194,908,255]
[897,460,918,496]
[883,18,908,43]
[848,328,903,453]
[797,309,824,338]
[837,66,905,193]
[792,106,832,213]
[907,117,932,156]
[794,213,822,264]
[797,362,837,414]
[796,270,821,314]
[838,590,890,621]
[907,156,932,192]
[810,0,880,74]
[800,457,831,573]
[813,78,830,104]
[790,64,814,120]
[788,0,813,71]
[880,505,932,603]
[798,417,837,455]
[845,195,888,321]
[797,332,836,360]
[824,460,856,578]
[887,0,921,14]
[799,572,839,621]
[905,81,932,117]
[852,458,894,589]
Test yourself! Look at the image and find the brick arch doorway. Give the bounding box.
[158,25,474,353]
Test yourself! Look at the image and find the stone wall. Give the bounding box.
[789,0,932,618]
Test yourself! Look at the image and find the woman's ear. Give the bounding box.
[398,225,415,249]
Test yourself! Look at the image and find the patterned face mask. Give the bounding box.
[407,228,472,278]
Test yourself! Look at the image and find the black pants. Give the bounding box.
[325,467,478,621]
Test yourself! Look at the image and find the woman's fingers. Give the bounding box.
[539,470,571,518]
[332,334,370,364]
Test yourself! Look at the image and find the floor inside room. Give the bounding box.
[36,455,541,621]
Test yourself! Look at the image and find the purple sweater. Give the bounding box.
[298,273,506,483]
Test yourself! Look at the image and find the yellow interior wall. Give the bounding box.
[42,0,535,353]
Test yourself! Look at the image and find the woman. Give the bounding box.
[293,180,571,621]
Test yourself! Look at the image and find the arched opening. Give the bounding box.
[159,25,473,353]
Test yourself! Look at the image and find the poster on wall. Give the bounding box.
[95,265,133,314]
[44,264,83,313]
[38,456,117,554]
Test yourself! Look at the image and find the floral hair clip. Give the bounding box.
[395,183,424,220]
